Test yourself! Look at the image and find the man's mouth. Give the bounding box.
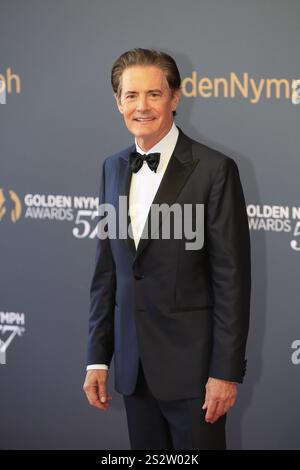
[134,117,156,122]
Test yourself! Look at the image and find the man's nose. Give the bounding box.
[136,95,149,111]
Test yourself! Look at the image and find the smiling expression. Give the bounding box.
[116,65,180,151]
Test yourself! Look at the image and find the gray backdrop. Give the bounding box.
[1,0,299,450]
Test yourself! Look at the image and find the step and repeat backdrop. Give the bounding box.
[1,0,299,449]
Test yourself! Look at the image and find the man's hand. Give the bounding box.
[202,377,237,424]
[83,370,112,411]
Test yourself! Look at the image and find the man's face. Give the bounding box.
[116,65,180,149]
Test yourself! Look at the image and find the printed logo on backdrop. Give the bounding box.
[0,188,22,222]
[0,68,21,104]
[22,193,99,238]
[0,190,98,236]
[248,204,300,251]
[182,73,300,105]
[0,312,25,365]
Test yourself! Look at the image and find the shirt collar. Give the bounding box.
[135,122,179,155]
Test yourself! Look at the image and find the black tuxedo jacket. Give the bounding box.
[87,127,251,400]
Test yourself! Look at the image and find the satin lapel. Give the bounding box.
[118,147,136,257]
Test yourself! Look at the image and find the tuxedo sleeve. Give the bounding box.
[206,157,251,383]
[87,159,116,366]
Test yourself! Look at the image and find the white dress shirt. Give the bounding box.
[87,122,179,371]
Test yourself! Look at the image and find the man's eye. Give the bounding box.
[150,93,160,97]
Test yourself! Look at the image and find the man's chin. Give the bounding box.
[130,127,158,139]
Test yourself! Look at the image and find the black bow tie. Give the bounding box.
[129,151,161,173]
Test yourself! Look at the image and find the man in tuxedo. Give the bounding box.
[83,48,251,450]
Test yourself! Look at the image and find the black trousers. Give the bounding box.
[123,360,226,450]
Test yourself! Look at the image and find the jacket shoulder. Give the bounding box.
[102,145,133,169]
[178,127,236,169]
[190,136,236,170]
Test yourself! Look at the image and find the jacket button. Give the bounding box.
[134,274,144,280]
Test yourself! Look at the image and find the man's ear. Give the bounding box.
[171,88,181,112]
[115,93,124,114]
